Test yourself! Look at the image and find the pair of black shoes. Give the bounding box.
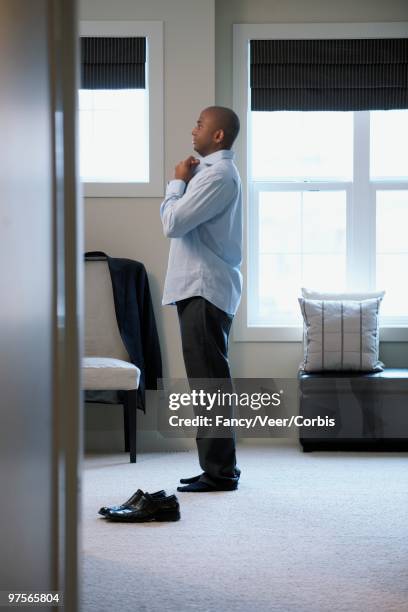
[99,489,180,522]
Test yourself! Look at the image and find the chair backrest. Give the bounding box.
[85,260,129,361]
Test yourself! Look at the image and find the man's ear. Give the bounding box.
[214,128,224,144]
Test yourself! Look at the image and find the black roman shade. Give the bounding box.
[81,37,146,89]
[250,38,408,111]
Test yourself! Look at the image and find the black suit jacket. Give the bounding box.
[85,251,162,411]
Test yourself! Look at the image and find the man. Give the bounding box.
[160,106,242,492]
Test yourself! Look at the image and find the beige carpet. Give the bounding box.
[82,443,408,612]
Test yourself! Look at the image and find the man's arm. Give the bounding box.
[160,165,236,239]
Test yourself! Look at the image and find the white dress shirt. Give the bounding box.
[160,149,242,315]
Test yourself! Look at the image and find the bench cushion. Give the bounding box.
[83,357,140,391]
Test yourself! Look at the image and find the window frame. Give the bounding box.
[232,22,408,342]
[79,21,164,198]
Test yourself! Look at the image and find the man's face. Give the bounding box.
[191,110,221,157]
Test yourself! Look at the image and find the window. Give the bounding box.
[233,23,408,341]
[249,109,408,328]
[79,21,163,197]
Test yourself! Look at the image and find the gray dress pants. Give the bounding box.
[176,296,240,486]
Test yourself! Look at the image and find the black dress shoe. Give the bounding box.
[98,489,166,517]
[179,474,203,484]
[107,492,180,522]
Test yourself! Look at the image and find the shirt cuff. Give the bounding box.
[166,179,186,197]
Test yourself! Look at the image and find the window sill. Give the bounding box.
[232,325,408,343]
[82,181,164,198]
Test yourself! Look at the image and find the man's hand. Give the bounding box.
[174,156,200,182]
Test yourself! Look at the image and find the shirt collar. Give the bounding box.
[200,149,235,166]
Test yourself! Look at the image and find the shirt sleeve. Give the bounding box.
[160,170,236,238]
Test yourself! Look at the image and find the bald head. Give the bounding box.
[202,106,240,149]
[192,106,240,156]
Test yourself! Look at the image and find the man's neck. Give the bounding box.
[201,147,230,158]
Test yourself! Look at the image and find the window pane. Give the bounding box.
[370,110,408,179]
[377,255,408,316]
[78,89,149,182]
[376,190,408,316]
[258,254,302,325]
[251,111,353,181]
[253,189,347,325]
[303,191,346,254]
[79,89,93,110]
[303,254,346,292]
[377,191,408,253]
[259,192,300,253]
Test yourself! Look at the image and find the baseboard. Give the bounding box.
[300,438,408,452]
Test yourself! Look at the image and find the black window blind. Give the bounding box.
[80,37,146,89]
[250,38,408,111]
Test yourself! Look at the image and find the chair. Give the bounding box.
[83,257,140,462]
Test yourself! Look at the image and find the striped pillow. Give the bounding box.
[298,297,384,372]
[301,288,386,301]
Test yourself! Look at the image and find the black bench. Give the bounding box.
[298,368,408,452]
